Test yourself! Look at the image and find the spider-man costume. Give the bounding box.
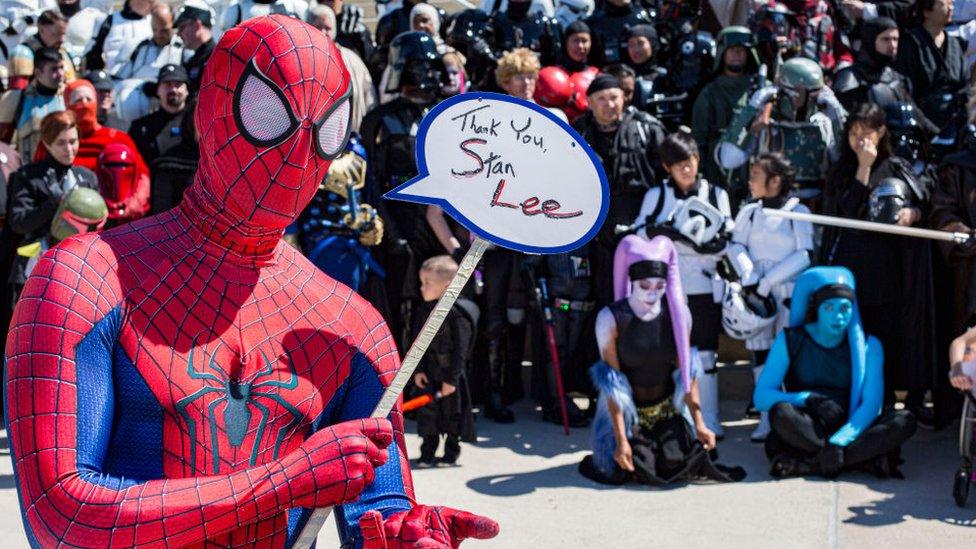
[4,15,498,549]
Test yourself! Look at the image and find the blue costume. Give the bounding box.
[755,267,916,478]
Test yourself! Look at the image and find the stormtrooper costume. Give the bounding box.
[63,0,115,65]
[635,177,732,438]
[85,2,153,75]
[219,0,308,34]
[0,0,37,66]
[726,197,813,440]
[114,34,184,80]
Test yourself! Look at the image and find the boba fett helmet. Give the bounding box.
[50,187,109,243]
[777,57,824,119]
[778,57,824,92]
[714,26,760,73]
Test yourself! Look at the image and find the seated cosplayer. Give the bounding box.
[755,267,917,479]
[579,235,744,485]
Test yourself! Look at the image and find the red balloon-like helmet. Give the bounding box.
[569,67,599,116]
[534,66,573,108]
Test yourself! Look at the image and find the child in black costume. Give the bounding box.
[413,255,477,467]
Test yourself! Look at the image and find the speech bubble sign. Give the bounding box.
[384,92,609,254]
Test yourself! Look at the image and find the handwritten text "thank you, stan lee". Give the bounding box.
[449,104,581,220]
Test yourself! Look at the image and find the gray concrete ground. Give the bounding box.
[0,397,973,548]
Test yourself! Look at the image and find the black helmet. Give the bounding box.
[386,31,450,94]
[447,9,492,49]
[884,103,927,170]
[868,177,911,224]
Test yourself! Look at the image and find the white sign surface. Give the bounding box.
[385,92,609,254]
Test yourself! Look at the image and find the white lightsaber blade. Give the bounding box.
[763,208,972,244]
[293,237,490,548]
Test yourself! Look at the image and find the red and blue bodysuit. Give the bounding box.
[4,15,497,549]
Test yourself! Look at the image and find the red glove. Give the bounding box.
[278,418,393,508]
[359,505,499,548]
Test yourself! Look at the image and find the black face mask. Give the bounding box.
[725,63,745,74]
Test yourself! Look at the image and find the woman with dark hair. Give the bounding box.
[725,152,814,441]
[822,102,937,414]
[895,0,967,145]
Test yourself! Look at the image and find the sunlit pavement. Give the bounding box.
[2,397,973,548]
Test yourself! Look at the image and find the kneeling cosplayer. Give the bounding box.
[755,267,917,479]
[579,235,745,485]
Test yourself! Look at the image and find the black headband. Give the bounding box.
[629,260,668,280]
[808,283,855,314]
[587,74,621,96]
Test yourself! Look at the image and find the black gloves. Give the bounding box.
[818,443,845,478]
[805,393,846,428]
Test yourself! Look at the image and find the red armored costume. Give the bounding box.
[4,15,497,548]
[34,79,152,222]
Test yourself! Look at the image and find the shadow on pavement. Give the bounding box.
[842,425,976,529]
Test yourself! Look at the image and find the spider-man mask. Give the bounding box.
[191,15,352,233]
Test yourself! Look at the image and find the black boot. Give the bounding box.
[485,392,515,423]
[440,435,461,465]
[417,435,438,468]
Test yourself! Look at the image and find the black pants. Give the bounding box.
[473,249,525,403]
[420,434,460,460]
[766,402,916,469]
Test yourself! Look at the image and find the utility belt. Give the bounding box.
[553,298,595,312]
[636,399,677,431]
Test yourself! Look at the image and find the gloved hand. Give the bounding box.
[360,505,499,549]
[359,216,384,246]
[280,418,392,508]
[818,443,845,478]
[804,393,846,428]
[748,85,779,108]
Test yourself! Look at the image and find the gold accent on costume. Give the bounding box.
[636,400,676,430]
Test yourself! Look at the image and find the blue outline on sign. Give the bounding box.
[384,92,610,255]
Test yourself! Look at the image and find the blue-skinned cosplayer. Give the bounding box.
[754,267,917,479]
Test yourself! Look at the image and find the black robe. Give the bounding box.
[930,150,976,331]
[894,27,968,135]
[411,299,477,443]
[821,156,936,395]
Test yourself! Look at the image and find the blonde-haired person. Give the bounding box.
[494,48,568,122]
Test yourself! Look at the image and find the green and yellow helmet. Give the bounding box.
[50,187,108,243]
